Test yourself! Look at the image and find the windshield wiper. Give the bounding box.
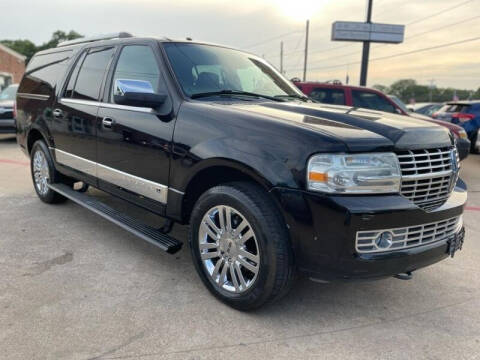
[274,94,310,102]
[191,90,286,102]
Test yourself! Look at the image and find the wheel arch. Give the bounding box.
[179,159,276,224]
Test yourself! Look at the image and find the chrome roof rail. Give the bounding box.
[57,32,133,48]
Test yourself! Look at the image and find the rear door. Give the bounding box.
[96,42,174,212]
[51,46,116,182]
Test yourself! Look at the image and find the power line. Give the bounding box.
[287,36,480,72]
[407,0,475,26]
[299,0,476,57]
[406,15,480,40]
[241,30,303,49]
[307,13,480,66]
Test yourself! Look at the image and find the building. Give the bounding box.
[0,43,26,90]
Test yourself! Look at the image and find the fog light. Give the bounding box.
[375,231,393,249]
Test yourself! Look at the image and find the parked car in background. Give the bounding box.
[0,84,18,135]
[433,101,480,153]
[294,81,470,159]
[408,102,443,117]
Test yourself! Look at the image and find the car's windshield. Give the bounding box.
[0,85,17,101]
[163,43,303,99]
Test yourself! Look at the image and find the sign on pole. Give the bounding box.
[332,21,405,44]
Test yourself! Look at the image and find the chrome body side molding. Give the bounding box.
[52,148,169,204]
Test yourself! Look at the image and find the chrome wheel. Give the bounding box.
[33,150,50,195]
[198,205,260,293]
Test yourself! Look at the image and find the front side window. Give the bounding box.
[111,45,161,101]
[70,47,115,101]
[309,88,345,105]
[163,43,303,99]
[352,91,396,113]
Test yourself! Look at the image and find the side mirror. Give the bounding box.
[114,92,167,108]
[113,79,167,108]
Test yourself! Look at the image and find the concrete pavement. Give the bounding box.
[1,137,479,360]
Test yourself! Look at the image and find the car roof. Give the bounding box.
[447,100,480,105]
[35,36,246,57]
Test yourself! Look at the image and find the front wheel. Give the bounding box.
[189,182,295,310]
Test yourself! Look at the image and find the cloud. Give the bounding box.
[0,0,478,89]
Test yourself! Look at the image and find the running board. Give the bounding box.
[48,183,182,254]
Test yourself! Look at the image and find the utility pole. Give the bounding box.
[359,0,373,86]
[280,41,284,74]
[428,79,435,102]
[303,19,310,81]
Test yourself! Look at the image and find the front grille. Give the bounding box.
[356,216,462,253]
[396,147,457,211]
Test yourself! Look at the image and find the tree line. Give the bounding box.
[1,30,83,63]
[373,79,480,103]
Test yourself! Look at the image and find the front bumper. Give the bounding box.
[0,118,16,134]
[271,179,467,281]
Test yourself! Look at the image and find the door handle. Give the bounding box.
[102,117,114,129]
[52,109,63,118]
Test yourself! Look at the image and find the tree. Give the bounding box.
[0,30,83,64]
[0,39,37,63]
[37,30,83,51]
[372,84,389,94]
[389,79,417,101]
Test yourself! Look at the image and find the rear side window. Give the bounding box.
[111,45,161,101]
[309,88,345,105]
[446,104,471,113]
[352,91,396,113]
[68,47,115,101]
[19,50,72,96]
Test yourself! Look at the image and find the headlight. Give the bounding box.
[458,129,468,139]
[307,153,401,193]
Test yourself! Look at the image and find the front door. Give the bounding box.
[96,43,174,212]
[51,46,116,182]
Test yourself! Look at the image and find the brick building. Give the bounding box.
[0,43,26,89]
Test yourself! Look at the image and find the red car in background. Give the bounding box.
[293,80,470,160]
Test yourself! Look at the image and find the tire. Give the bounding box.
[470,130,479,153]
[189,181,295,310]
[30,140,67,204]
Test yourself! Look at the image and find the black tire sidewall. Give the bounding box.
[190,184,287,310]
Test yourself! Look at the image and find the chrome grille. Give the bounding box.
[356,216,462,254]
[396,147,457,211]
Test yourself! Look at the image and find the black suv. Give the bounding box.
[16,33,466,310]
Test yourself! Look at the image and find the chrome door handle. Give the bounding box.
[52,108,63,118]
[102,117,114,129]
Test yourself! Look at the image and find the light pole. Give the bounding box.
[303,19,310,81]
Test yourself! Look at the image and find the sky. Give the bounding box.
[1,0,479,90]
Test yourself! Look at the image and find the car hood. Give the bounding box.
[0,100,14,109]
[226,101,452,152]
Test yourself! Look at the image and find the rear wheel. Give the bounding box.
[30,140,66,203]
[189,182,295,310]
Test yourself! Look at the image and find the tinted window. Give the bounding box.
[111,45,160,100]
[19,50,72,95]
[352,91,396,113]
[163,43,301,98]
[309,88,345,105]
[72,47,114,101]
[64,52,86,98]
